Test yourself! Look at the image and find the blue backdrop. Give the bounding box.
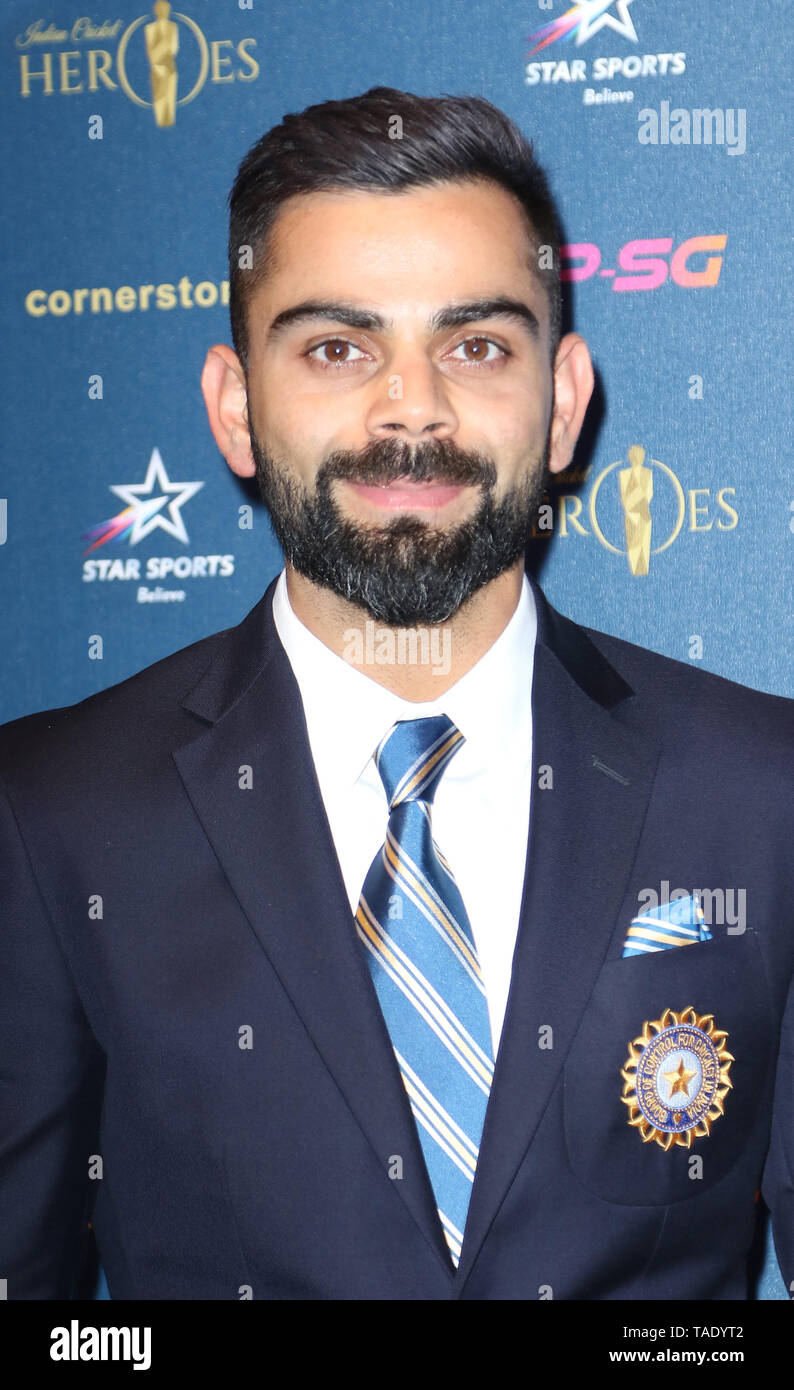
[1,0,790,1298]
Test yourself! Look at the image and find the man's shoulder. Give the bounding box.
[578,615,794,747]
[0,618,237,790]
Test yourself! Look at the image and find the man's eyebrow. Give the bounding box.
[265,296,540,343]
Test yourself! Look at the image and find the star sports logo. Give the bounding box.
[82,448,204,552]
[527,0,638,56]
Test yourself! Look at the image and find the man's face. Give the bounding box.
[243,178,556,624]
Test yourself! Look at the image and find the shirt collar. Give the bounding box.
[271,568,536,790]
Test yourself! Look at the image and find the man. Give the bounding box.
[1,87,792,1300]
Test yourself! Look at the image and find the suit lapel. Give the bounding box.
[455,578,661,1286]
[172,579,453,1276]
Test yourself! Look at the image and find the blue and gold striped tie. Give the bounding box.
[355,715,494,1266]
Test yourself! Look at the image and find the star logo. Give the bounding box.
[82,448,204,552]
[527,0,638,57]
[109,448,204,544]
[576,0,638,45]
[662,1057,697,1100]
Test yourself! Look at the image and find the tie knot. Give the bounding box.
[375,715,464,809]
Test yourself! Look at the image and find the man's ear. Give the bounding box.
[200,344,256,479]
[548,333,594,475]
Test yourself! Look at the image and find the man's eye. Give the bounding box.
[305,339,368,367]
[448,337,508,365]
[303,335,509,369]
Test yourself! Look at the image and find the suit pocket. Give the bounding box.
[562,929,775,1205]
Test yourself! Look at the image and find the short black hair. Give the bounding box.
[228,86,563,374]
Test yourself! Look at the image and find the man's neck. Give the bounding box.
[283,562,525,701]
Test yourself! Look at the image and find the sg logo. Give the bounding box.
[561,235,727,291]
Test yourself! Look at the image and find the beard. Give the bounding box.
[249,425,549,626]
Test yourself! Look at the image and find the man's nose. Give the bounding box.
[364,352,459,441]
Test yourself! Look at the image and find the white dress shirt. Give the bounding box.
[271,568,536,1057]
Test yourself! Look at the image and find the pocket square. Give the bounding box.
[622,894,713,958]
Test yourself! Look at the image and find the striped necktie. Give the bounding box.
[355,714,494,1267]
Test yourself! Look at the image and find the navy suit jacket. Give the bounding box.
[1,573,793,1300]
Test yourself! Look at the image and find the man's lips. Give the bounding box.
[343,476,472,510]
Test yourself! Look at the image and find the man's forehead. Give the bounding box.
[264,180,541,267]
[252,183,547,326]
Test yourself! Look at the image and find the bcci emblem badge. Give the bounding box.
[620,1008,734,1149]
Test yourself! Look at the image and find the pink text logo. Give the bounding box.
[561,235,727,290]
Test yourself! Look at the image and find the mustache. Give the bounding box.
[316,436,498,490]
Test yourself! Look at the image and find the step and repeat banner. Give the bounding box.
[1,1,791,1298]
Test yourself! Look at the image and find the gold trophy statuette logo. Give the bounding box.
[588,446,687,575]
[619,444,654,576]
[145,2,179,127]
[116,8,209,122]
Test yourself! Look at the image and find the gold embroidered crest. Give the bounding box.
[620,1007,733,1149]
